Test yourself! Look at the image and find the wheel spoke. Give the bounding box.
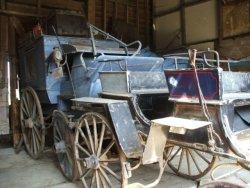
[188,149,202,173]
[100,158,120,163]
[99,170,108,187]
[90,171,96,188]
[97,123,106,157]
[76,143,91,156]
[21,103,29,117]
[28,129,32,150]
[186,149,191,176]
[169,146,181,162]
[95,170,101,188]
[25,93,32,115]
[164,146,174,160]
[78,127,92,153]
[93,116,98,152]
[177,148,184,172]
[34,129,41,151]
[100,140,115,159]
[22,95,30,117]
[55,122,63,140]
[99,167,112,187]
[193,150,210,164]
[65,148,73,166]
[32,129,37,155]
[101,164,121,182]
[82,168,92,178]
[84,118,95,154]
[32,102,37,119]
[33,125,42,142]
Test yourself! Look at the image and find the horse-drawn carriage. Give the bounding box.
[18,24,250,187]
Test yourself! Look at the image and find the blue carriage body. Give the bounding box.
[18,35,177,109]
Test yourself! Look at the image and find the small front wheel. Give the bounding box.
[166,145,216,180]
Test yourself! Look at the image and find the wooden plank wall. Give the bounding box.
[88,0,151,46]
[218,0,250,59]
[0,15,10,136]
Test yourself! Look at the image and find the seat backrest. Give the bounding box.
[165,69,221,100]
[100,71,168,94]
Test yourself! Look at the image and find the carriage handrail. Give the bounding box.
[164,51,239,70]
[88,23,142,57]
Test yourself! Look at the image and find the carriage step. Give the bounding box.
[151,117,211,135]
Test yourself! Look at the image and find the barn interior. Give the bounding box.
[0,0,250,187]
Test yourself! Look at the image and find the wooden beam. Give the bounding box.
[0,8,44,17]
[113,1,117,20]
[88,0,95,24]
[180,0,186,45]
[37,0,41,15]
[154,0,211,18]
[217,0,223,47]
[126,3,129,24]
[103,0,106,31]
[136,0,139,33]
[9,16,25,36]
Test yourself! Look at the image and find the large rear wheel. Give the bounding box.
[74,112,126,187]
[20,87,45,159]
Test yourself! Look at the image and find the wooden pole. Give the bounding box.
[9,17,20,148]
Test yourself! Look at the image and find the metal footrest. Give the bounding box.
[152,116,211,134]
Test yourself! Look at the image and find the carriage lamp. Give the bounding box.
[51,47,64,79]
[53,47,63,63]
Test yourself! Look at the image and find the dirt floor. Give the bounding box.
[0,146,250,188]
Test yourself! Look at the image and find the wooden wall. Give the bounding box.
[153,0,218,54]
[219,0,250,59]
[153,0,250,59]
[88,0,151,46]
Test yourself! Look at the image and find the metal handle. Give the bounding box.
[88,23,141,57]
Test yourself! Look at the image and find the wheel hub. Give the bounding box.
[24,118,34,128]
[84,155,100,169]
[55,140,66,153]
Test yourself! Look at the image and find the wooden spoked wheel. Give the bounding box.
[20,87,45,159]
[166,145,216,180]
[53,110,77,181]
[74,112,125,187]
